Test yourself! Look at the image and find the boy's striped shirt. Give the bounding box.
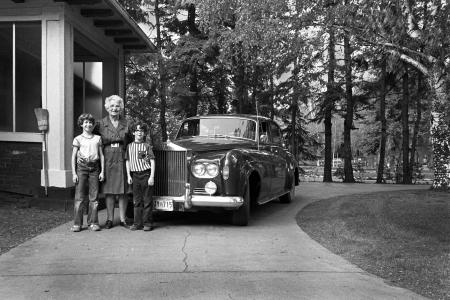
[126,142,154,172]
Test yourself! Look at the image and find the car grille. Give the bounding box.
[154,150,187,196]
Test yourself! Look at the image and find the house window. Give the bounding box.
[73,61,103,135]
[0,22,41,133]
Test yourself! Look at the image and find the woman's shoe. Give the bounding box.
[89,224,101,231]
[119,221,128,228]
[105,220,113,229]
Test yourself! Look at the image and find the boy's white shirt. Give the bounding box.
[73,134,102,162]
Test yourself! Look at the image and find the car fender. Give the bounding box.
[223,149,264,198]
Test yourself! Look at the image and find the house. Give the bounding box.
[0,0,155,198]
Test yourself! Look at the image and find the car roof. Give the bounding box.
[183,114,272,122]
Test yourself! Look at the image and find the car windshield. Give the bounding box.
[176,118,257,141]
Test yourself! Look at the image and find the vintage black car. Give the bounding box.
[153,114,299,226]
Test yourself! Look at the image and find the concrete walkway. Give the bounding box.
[0,182,429,300]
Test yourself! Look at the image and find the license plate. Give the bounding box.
[154,199,173,211]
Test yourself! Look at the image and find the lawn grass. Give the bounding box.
[297,189,450,300]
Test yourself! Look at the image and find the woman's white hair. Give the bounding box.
[104,95,124,111]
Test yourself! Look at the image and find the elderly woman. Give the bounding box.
[97,95,131,229]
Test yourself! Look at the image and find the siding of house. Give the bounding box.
[0,142,41,195]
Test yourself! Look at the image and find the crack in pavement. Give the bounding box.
[182,231,191,272]
[0,270,366,277]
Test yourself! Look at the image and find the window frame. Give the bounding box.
[0,20,42,142]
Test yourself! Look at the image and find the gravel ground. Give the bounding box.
[0,193,72,256]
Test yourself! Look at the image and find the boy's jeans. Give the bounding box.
[74,161,100,226]
[132,170,154,227]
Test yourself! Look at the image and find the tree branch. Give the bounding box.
[330,21,438,66]
[387,49,429,76]
[383,42,437,64]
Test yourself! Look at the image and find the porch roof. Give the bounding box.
[11,0,156,53]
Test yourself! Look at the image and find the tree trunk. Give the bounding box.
[291,58,299,158]
[232,44,248,114]
[429,68,450,190]
[188,72,199,117]
[236,63,246,114]
[342,29,355,183]
[323,26,335,182]
[291,98,298,157]
[187,3,200,36]
[251,64,257,115]
[270,76,275,119]
[216,66,226,114]
[401,64,412,184]
[155,0,167,141]
[376,58,387,183]
[409,73,423,177]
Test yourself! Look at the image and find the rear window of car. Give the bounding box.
[177,118,256,140]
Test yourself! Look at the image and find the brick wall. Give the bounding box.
[0,142,42,196]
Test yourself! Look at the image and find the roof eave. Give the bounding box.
[104,0,156,53]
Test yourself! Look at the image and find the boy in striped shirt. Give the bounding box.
[125,123,155,231]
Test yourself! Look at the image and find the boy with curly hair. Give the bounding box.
[71,113,105,232]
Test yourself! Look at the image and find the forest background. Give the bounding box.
[117,0,450,190]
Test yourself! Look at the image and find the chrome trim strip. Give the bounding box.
[154,196,185,201]
[153,195,244,209]
[191,195,243,207]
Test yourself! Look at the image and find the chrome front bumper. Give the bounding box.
[153,183,244,210]
[191,195,244,207]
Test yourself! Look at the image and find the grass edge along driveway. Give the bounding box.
[297,189,449,300]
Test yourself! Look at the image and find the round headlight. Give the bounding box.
[192,163,205,176]
[204,181,217,195]
[206,163,219,177]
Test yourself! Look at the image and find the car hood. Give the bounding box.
[169,137,256,152]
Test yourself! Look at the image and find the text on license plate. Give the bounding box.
[154,199,173,211]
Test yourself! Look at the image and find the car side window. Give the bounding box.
[270,122,282,145]
[178,120,199,138]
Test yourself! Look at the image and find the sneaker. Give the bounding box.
[129,224,143,231]
[89,224,101,231]
[71,225,81,232]
[119,221,128,227]
[143,225,154,231]
[104,220,113,229]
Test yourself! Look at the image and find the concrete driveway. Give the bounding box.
[0,182,429,299]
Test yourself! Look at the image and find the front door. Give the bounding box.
[267,121,287,195]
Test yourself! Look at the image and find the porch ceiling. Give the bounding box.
[11,0,156,53]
